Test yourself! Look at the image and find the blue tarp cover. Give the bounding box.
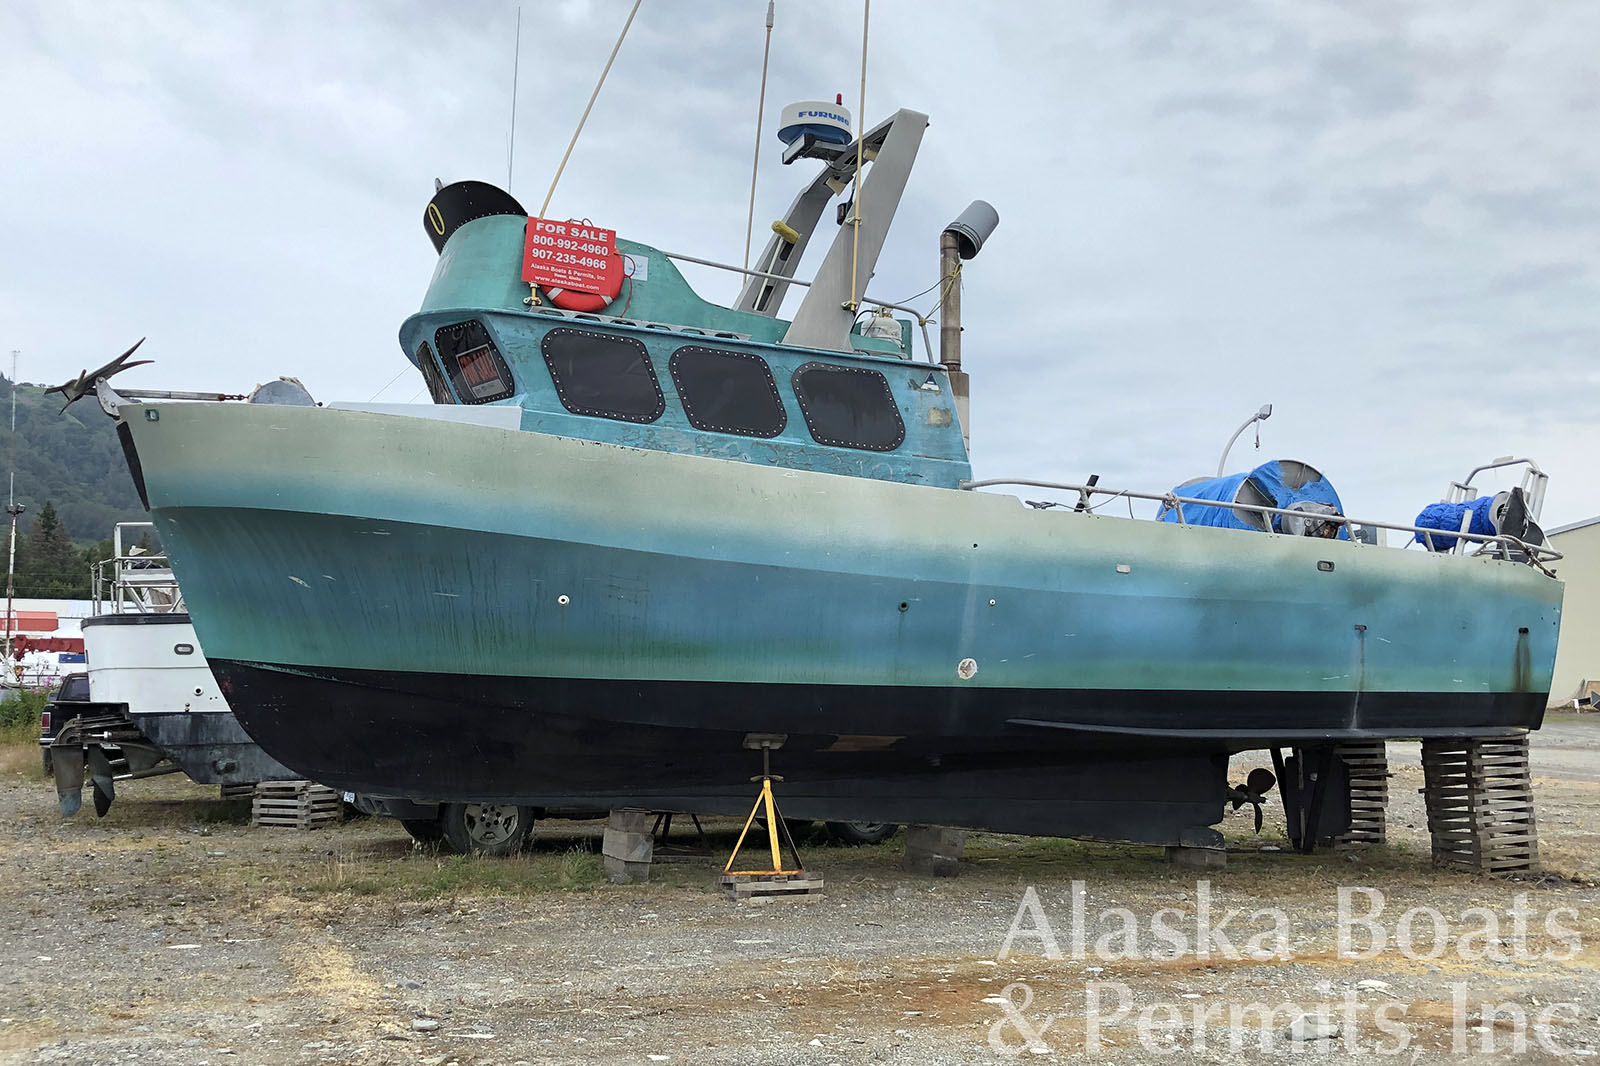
[1413,497,1495,551]
[1161,460,1346,537]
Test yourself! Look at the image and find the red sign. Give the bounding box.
[522,218,622,295]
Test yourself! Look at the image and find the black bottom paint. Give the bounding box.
[211,660,1543,846]
[133,711,299,786]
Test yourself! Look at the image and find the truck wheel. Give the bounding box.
[400,817,445,844]
[825,821,900,846]
[440,803,534,857]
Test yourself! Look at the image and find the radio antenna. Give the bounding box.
[508,6,522,189]
[743,1,776,272]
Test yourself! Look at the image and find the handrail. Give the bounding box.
[658,249,938,362]
[92,548,185,616]
[959,477,1563,567]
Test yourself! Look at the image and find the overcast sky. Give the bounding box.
[3,0,1596,529]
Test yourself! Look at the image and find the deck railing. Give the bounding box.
[959,477,1562,569]
[91,522,185,615]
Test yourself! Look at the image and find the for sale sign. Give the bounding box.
[522,218,621,294]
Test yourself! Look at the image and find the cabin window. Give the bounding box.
[416,342,456,404]
[791,363,906,452]
[541,328,665,424]
[434,321,515,403]
[668,346,786,438]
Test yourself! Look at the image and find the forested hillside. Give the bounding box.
[0,375,148,597]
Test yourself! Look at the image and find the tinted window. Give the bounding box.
[541,328,665,423]
[668,346,786,438]
[435,321,515,403]
[791,363,905,452]
[416,342,456,404]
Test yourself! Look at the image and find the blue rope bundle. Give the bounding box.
[1414,497,1495,551]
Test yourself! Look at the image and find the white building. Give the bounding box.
[1549,517,1600,707]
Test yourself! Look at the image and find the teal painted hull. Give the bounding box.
[126,402,1560,695]
[118,402,1562,838]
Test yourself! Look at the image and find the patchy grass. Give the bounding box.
[0,732,47,780]
[301,844,604,900]
[1547,710,1600,727]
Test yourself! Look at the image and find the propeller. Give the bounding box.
[45,338,153,413]
[1226,767,1277,833]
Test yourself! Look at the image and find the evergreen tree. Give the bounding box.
[21,501,82,597]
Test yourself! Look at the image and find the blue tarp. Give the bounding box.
[1160,460,1347,538]
[1413,497,1495,551]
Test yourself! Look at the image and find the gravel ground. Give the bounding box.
[3,718,1600,1065]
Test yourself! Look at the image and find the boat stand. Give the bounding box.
[720,734,823,900]
[650,811,713,863]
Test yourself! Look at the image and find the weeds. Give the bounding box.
[0,688,47,733]
[302,843,604,901]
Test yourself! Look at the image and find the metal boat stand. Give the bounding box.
[650,810,712,863]
[720,733,823,900]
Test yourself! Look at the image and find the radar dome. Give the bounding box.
[777,100,852,147]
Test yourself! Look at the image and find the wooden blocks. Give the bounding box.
[1335,741,1390,846]
[719,872,825,901]
[602,809,654,883]
[1421,736,1538,874]
[219,782,256,801]
[1166,845,1226,870]
[902,825,965,877]
[251,781,342,830]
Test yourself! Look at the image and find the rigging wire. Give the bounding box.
[538,0,644,219]
[743,1,775,274]
[846,0,870,312]
[367,365,409,402]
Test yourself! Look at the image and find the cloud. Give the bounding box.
[2,0,1596,527]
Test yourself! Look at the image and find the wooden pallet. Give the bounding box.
[1335,741,1389,845]
[720,872,825,901]
[219,782,256,801]
[1421,737,1537,874]
[251,781,342,830]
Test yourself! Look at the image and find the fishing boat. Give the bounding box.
[50,522,298,816]
[86,102,1562,849]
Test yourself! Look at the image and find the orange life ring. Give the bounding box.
[543,252,625,312]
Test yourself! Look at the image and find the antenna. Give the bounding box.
[6,350,14,511]
[743,1,776,273]
[4,350,22,676]
[847,0,871,312]
[508,6,522,189]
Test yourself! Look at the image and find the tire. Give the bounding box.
[400,817,445,844]
[440,802,534,857]
[825,821,900,846]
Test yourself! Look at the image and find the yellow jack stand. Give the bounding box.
[720,735,824,900]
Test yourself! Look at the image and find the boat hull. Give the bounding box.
[81,613,299,785]
[120,402,1562,842]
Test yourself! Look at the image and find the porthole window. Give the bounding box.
[416,342,456,404]
[541,328,665,423]
[791,363,905,452]
[435,321,516,404]
[667,346,786,438]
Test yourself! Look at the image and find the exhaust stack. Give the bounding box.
[939,200,998,451]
